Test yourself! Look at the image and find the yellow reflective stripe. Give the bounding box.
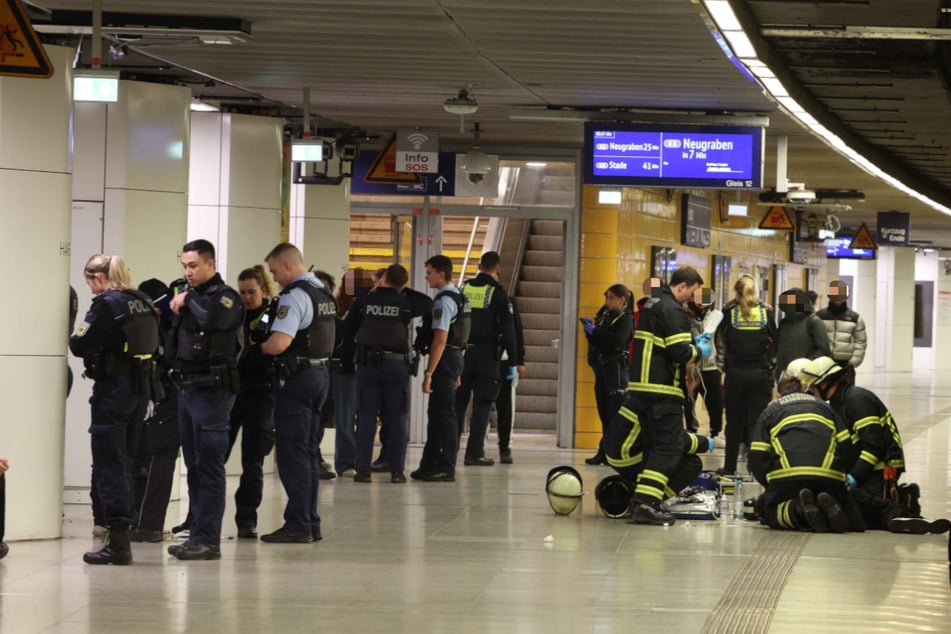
[641,469,669,485]
[750,441,771,452]
[665,332,692,346]
[607,453,643,468]
[687,434,698,454]
[853,416,881,431]
[769,413,838,470]
[635,331,666,346]
[634,484,666,501]
[732,305,769,330]
[627,382,685,398]
[639,337,652,384]
[860,450,879,465]
[821,435,837,470]
[766,467,845,482]
[663,485,677,498]
[835,430,851,443]
[461,283,494,309]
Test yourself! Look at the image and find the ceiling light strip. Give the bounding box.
[701,0,951,217]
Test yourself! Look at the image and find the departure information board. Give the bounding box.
[584,122,764,189]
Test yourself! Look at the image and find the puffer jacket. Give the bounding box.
[815,304,867,367]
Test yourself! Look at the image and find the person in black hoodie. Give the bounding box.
[582,284,635,465]
[773,287,830,384]
[226,265,278,539]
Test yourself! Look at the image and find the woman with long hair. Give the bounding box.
[69,254,159,565]
[714,275,777,476]
[582,283,635,465]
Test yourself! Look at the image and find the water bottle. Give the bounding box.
[733,477,744,519]
[719,492,729,520]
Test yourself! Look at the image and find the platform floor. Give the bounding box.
[2,368,949,633]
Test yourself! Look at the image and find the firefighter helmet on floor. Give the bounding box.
[546,466,584,515]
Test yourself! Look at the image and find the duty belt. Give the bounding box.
[297,357,330,368]
[378,352,408,361]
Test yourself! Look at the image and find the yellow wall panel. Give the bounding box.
[581,208,618,234]
[574,410,602,434]
[581,232,618,256]
[574,432,601,450]
[580,258,620,284]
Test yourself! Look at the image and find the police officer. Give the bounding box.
[228,265,278,538]
[344,264,432,482]
[412,254,470,482]
[715,275,777,475]
[260,243,336,543]
[166,240,244,561]
[455,252,517,466]
[627,267,709,526]
[748,359,855,532]
[582,284,635,465]
[494,295,525,464]
[70,254,159,565]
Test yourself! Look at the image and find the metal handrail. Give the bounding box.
[458,216,480,286]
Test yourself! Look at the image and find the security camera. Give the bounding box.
[466,172,485,185]
[785,188,816,204]
[461,149,492,176]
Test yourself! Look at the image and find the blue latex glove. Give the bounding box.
[846,474,857,489]
[694,333,712,359]
[506,365,518,381]
[707,437,716,452]
[582,317,595,335]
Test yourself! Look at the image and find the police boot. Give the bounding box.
[630,502,677,526]
[83,530,133,566]
[898,483,922,518]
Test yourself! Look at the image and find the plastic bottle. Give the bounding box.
[719,492,729,519]
[733,478,744,519]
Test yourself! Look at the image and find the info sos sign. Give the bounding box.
[395,151,438,172]
[396,129,440,173]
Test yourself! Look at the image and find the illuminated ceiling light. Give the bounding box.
[190,98,219,112]
[526,161,548,168]
[723,30,756,58]
[598,189,622,205]
[759,77,789,98]
[704,0,743,31]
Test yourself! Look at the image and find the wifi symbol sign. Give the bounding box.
[407,132,429,149]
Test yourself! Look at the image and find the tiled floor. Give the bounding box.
[2,368,949,633]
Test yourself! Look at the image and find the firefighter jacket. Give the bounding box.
[628,285,700,401]
[749,391,852,487]
[829,383,905,483]
[604,398,713,471]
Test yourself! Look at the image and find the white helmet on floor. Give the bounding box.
[546,466,584,515]
[799,356,844,390]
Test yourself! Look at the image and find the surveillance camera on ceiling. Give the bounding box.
[461,149,491,175]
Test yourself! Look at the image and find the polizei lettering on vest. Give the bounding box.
[127,299,148,314]
[366,305,401,317]
[317,302,337,316]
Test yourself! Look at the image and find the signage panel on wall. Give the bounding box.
[681,194,711,248]
[583,122,764,189]
[876,211,910,246]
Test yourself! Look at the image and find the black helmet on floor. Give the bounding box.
[595,475,635,519]
[546,466,584,515]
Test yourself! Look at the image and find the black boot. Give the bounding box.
[84,530,133,565]
[585,451,607,466]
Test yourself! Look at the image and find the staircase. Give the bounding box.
[509,219,564,431]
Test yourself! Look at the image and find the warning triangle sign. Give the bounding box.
[848,223,877,250]
[365,134,422,185]
[759,205,796,231]
[0,0,53,78]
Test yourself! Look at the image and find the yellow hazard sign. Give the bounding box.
[758,205,796,231]
[0,0,53,78]
[365,134,423,185]
[848,223,877,250]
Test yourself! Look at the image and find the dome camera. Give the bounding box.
[461,149,492,185]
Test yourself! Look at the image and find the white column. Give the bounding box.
[67,81,191,502]
[0,46,73,539]
[852,259,877,374]
[188,112,283,280]
[289,180,351,281]
[874,247,915,371]
[935,259,951,371]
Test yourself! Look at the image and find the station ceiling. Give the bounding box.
[33,0,951,248]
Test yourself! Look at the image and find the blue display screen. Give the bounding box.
[583,122,764,189]
[825,237,876,260]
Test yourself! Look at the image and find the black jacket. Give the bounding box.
[828,383,905,482]
[586,306,634,367]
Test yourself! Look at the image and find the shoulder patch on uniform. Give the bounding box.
[277,305,289,319]
[76,321,89,336]
[433,308,443,321]
[220,296,234,309]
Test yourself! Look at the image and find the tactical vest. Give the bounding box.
[724,304,772,369]
[283,278,337,359]
[100,289,160,360]
[176,282,240,366]
[436,287,471,349]
[355,290,410,352]
[238,304,274,385]
[461,281,500,347]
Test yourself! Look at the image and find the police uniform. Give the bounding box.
[345,286,432,476]
[168,273,243,551]
[749,391,854,531]
[494,297,525,459]
[268,273,336,539]
[416,284,470,479]
[715,299,777,475]
[70,287,159,555]
[627,284,703,511]
[455,272,517,463]
[586,305,634,454]
[227,301,277,534]
[828,382,909,529]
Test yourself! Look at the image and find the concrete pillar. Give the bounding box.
[934,258,951,371]
[289,180,351,280]
[66,81,191,503]
[874,247,915,371]
[0,46,73,539]
[852,259,877,374]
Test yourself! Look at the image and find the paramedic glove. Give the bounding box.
[708,437,716,452]
[582,317,595,335]
[694,333,712,359]
[506,365,518,381]
[846,474,857,489]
